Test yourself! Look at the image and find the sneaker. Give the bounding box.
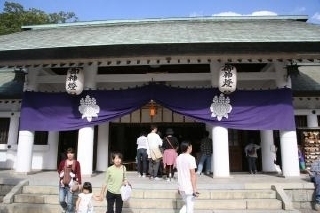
[315,203,320,211]
[196,172,201,175]
[154,177,162,181]
[142,174,146,178]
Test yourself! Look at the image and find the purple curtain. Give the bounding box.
[20,84,295,131]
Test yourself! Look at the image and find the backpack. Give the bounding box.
[62,161,76,185]
[248,146,256,155]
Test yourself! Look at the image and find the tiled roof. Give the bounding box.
[291,65,320,94]
[0,16,319,51]
[0,70,24,99]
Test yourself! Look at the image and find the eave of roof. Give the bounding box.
[0,42,319,62]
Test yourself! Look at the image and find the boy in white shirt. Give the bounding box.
[176,141,198,213]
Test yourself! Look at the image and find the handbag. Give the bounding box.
[120,184,132,201]
[120,166,132,201]
[150,147,163,161]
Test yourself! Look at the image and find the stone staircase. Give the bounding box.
[0,184,300,213]
[0,184,13,203]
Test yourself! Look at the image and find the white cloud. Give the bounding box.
[310,12,320,24]
[189,12,205,17]
[251,11,277,16]
[213,10,277,17]
[213,11,242,16]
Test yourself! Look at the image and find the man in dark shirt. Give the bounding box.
[196,131,212,175]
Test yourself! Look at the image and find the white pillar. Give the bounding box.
[210,62,230,177]
[212,126,230,177]
[260,130,276,172]
[210,62,221,88]
[16,131,34,173]
[307,113,318,128]
[78,127,94,176]
[6,113,19,169]
[44,131,59,170]
[83,63,98,90]
[274,62,289,88]
[280,131,300,177]
[16,68,40,173]
[25,67,40,91]
[77,62,97,175]
[275,62,300,177]
[7,113,19,146]
[96,122,109,171]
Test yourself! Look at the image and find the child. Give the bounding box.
[76,182,96,213]
[95,152,129,213]
[59,170,76,191]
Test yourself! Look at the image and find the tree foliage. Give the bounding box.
[0,1,78,35]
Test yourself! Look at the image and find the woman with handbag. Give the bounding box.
[146,125,163,180]
[57,147,82,213]
[162,128,179,181]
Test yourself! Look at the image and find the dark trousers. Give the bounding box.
[148,159,160,178]
[137,148,148,175]
[247,156,257,173]
[106,190,123,213]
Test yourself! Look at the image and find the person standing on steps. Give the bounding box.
[58,147,82,213]
[176,141,198,213]
[162,128,179,181]
[95,152,129,213]
[146,125,163,180]
[244,140,261,174]
[136,130,148,178]
[306,159,320,211]
[196,131,212,175]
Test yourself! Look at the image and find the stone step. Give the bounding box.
[212,210,300,213]
[22,185,277,199]
[15,189,278,203]
[7,185,285,213]
[13,194,282,210]
[0,203,300,213]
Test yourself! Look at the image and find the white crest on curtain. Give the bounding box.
[78,95,100,122]
[210,93,232,121]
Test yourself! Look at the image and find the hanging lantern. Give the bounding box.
[65,67,84,95]
[218,65,237,94]
[149,100,157,117]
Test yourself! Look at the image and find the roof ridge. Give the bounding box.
[21,15,308,30]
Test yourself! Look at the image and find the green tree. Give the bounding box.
[0,1,78,35]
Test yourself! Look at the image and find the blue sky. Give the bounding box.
[1,0,320,24]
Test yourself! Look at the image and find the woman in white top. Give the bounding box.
[136,131,148,177]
